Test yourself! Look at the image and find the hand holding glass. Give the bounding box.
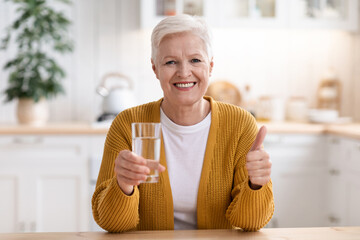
[132,123,162,183]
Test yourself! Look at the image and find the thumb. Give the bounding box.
[158,164,166,172]
[250,126,267,151]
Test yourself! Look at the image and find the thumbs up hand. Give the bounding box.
[246,126,272,190]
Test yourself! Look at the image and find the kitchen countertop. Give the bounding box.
[257,121,326,134]
[258,122,360,140]
[0,122,360,140]
[324,123,360,140]
[0,122,108,135]
[1,227,360,240]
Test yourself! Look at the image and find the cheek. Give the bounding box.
[198,67,211,80]
[158,69,174,84]
[165,68,175,76]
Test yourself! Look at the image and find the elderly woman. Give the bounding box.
[92,14,274,232]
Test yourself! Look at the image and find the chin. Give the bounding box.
[177,96,204,107]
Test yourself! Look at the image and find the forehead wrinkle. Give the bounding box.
[159,48,208,62]
[157,33,208,61]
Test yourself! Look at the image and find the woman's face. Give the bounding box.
[152,32,213,108]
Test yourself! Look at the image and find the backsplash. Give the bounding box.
[0,0,359,123]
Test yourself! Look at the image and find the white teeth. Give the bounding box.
[175,82,195,88]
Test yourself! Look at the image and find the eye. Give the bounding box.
[165,60,176,65]
[191,58,201,63]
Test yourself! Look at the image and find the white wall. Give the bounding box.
[211,28,357,115]
[0,0,359,123]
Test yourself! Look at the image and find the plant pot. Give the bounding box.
[17,98,49,126]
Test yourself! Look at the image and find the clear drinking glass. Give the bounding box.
[131,123,161,183]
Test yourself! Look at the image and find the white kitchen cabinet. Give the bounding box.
[264,134,328,228]
[140,0,210,29]
[289,0,359,31]
[0,135,89,233]
[326,135,360,226]
[141,0,288,29]
[140,0,358,31]
[264,133,360,228]
[0,174,18,232]
[326,136,346,226]
[345,174,360,226]
[88,135,107,231]
[208,0,288,29]
[341,137,360,226]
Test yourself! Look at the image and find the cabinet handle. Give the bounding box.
[13,137,43,144]
[329,215,340,223]
[17,222,25,232]
[329,169,340,175]
[30,221,37,232]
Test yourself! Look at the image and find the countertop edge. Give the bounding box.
[0,122,360,140]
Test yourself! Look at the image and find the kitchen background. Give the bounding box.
[0,0,360,123]
[0,0,360,233]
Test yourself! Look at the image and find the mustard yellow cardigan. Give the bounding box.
[92,96,274,232]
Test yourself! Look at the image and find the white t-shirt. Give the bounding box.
[160,108,211,230]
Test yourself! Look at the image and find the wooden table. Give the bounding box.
[2,227,360,240]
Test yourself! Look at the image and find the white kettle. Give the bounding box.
[96,72,136,115]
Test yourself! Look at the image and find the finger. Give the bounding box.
[158,164,166,172]
[246,150,270,162]
[246,161,262,171]
[250,126,267,151]
[249,176,270,186]
[120,150,147,165]
[248,168,271,178]
[118,175,141,186]
[246,159,272,171]
[117,168,148,182]
[119,160,150,174]
[142,159,166,172]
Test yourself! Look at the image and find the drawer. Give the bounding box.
[0,135,88,165]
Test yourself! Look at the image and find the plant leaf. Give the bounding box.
[2,0,73,102]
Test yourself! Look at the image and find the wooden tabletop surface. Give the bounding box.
[1,227,360,240]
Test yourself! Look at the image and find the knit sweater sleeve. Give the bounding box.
[91,111,140,232]
[225,111,274,231]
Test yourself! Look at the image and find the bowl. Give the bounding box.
[308,109,339,123]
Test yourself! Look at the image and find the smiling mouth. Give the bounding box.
[174,82,196,88]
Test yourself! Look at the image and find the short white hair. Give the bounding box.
[151,14,213,62]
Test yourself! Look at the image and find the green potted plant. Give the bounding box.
[1,0,73,125]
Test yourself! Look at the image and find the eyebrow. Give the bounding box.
[161,53,205,60]
[162,56,177,60]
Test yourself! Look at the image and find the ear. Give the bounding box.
[151,58,159,80]
[209,58,214,76]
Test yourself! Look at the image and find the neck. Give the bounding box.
[161,98,210,126]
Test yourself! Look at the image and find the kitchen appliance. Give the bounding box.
[96,73,136,122]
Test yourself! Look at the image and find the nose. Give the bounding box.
[177,62,192,78]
